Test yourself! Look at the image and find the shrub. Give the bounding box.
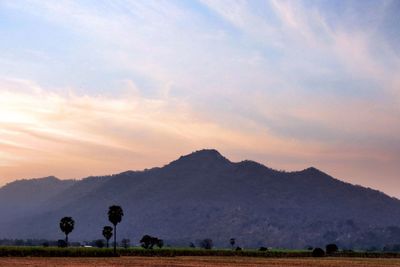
[326,243,338,254]
[259,247,268,252]
[94,239,105,248]
[312,247,325,257]
[57,240,67,248]
[235,246,242,251]
[140,235,163,249]
[199,239,213,250]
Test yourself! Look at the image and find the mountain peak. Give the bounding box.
[166,149,231,169]
[304,166,320,172]
[189,148,222,156]
[181,149,228,161]
[302,166,325,175]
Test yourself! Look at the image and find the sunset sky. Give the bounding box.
[0,1,399,197]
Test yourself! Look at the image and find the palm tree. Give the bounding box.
[230,238,236,249]
[108,205,124,254]
[102,226,113,248]
[59,217,74,247]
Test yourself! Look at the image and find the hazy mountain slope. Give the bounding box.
[0,177,76,223]
[1,149,400,249]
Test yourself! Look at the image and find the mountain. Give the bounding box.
[0,176,76,224]
[1,149,400,249]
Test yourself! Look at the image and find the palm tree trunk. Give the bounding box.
[66,234,68,247]
[114,225,117,254]
[107,239,109,248]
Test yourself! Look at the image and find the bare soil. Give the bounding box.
[1,257,400,267]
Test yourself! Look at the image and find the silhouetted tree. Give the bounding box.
[102,226,113,248]
[139,235,163,249]
[189,242,195,248]
[199,238,213,249]
[140,235,152,249]
[108,205,124,254]
[230,238,236,249]
[326,243,338,254]
[57,239,67,248]
[94,239,105,248]
[312,247,325,257]
[140,235,162,249]
[59,217,74,247]
[259,246,268,251]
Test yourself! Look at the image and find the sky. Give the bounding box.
[0,0,399,197]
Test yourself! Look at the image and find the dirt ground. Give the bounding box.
[0,257,400,267]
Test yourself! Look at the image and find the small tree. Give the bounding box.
[108,205,124,254]
[326,243,338,254]
[59,217,74,247]
[199,239,213,250]
[230,238,236,249]
[312,247,325,257]
[94,239,105,248]
[57,239,67,248]
[102,226,113,248]
[140,235,163,249]
[140,235,153,249]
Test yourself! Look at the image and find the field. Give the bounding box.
[1,256,400,267]
[2,247,400,266]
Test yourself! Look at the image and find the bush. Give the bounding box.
[312,247,325,257]
[140,235,163,249]
[235,246,242,251]
[57,240,67,248]
[94,239,105,248]
[259,247,268,252]
[326,243,338,254]
[199,239,213,250]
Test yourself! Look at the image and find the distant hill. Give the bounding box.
[1,149,400,249]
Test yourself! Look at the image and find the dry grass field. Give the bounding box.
[0,257,400,267]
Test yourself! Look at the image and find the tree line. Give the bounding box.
[59,205,123,254]
[58,204,226,252]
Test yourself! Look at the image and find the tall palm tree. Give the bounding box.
[59,217,74,247]
[108,205,124,254]
[230,238,236,249]
[102,226,113,248]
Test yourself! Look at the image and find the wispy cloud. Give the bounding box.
[0,0,399,196]
[0,78,295,180]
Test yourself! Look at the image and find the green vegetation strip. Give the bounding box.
[0,247,116,257]
[1,247,400,258]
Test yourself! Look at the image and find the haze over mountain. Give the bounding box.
[1,149,400,249]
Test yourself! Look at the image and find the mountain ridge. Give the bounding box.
[0,149,399,249]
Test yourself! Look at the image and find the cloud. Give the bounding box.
[1,1,400,196]
[0,78,297,181]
